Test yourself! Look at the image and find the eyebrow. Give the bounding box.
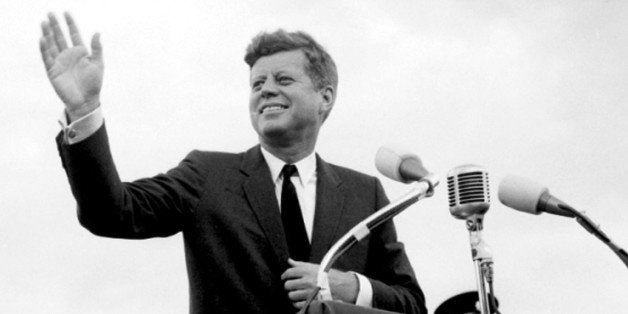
[250,69,295,82]
[250,74,266,83]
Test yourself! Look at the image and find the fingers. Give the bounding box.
[41,21,59,57]
[288,289,310,309]
[287,289,310,300]
[90,33,103,64]
[281,268,297,281]
[39,37,53,71]
[64,12,84,47]
[41,12,102,68]
[47,12,86,49]
[293,301,307,310]
[282,260,319,310]
[281,263,305,280]
[282,262,317,290]
[281,259,319,280]
[285,280,313,310]
[284,278,311,293]
[40,21,59,71]
[47,12,68,51]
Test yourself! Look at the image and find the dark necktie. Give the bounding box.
[280,164,311,261]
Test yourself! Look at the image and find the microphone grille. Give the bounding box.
[447,165,490,219]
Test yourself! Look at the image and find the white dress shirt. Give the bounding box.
[260,147,317,241]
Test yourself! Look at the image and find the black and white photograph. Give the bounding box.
[1,1,627,313]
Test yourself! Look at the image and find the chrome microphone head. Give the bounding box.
[447,164,490,219]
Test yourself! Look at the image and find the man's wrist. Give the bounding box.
[58,105,104,144]
[329,269,362,304]
[67,99,101,123]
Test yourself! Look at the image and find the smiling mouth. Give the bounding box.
[259,104,288,114]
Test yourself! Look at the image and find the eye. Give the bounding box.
[251,79,264,91]
[277,76,294,85]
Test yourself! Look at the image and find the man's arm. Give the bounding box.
[56,123,201,238]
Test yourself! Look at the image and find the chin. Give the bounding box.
[258,122,290,140]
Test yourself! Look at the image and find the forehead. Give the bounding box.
[250,50,308,77]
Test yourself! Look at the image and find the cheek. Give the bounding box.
[298,97,324,118]
[248,95,260,128]
[249,94,258,112]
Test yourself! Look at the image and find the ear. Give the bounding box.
[318,85,335,121]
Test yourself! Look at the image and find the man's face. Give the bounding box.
[249,50,332,145]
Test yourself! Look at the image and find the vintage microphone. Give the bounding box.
[447,164,498,314]
[299,145,438,313]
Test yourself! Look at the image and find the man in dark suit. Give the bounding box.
[40,12,427,313]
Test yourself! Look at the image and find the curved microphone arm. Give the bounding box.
[314,174,439,301]
[560,204,628,270]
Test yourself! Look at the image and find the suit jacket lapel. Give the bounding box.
[240,146,290,267]
[310,155,347,263]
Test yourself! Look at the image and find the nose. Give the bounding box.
[261,79,279,99]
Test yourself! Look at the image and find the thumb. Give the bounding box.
[287,258,302,266]
[90,32,103,63]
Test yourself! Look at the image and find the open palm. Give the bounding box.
[40,12,103,120]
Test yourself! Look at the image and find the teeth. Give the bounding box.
[261,105,287,113]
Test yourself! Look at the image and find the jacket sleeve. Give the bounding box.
[56,123,205,239]
[366,178,428,314]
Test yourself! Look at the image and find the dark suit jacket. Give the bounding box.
[56,125,427,314]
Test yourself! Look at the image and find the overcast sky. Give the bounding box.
[1,0,627,313]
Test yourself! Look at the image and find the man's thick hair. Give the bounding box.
[244,29,338,92]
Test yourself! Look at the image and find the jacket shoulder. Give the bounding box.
[326,162,380,187]
[184,150,244,169]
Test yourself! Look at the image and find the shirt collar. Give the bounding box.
[260,146,317,187]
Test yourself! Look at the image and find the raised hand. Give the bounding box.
[40,12,103,121]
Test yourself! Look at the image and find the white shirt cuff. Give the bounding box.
[58,107,104,144]
[353,272,373,308]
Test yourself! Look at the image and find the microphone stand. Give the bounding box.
[466,214,496,314]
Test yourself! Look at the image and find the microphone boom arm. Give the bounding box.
[561,204,628,270]
[315,174,439,301]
